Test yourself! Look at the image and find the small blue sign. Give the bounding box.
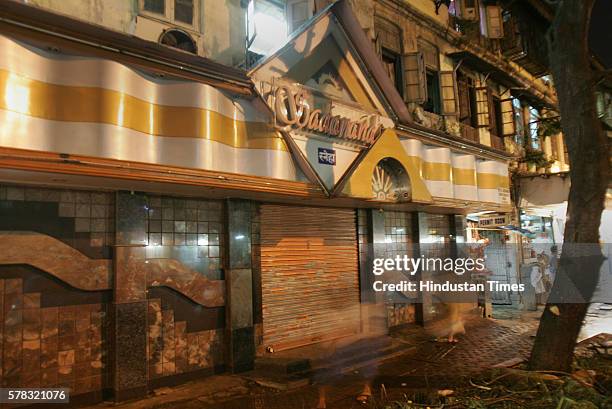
[317,147,336,165]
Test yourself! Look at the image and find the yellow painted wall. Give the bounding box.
[342,129,433,203]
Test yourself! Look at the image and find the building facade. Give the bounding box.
[0,0,573,403]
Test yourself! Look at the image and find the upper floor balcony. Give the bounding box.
[447,2,554,107]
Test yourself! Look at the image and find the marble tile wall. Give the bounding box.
[0,185,115,258]
[0,278,109,394]
[357,209,375,305]
[147,298,224,379]
[145,196,224,268]
[251,203,263,351]
[143,195,227,381]
[383,212,417,326]
[383,211,416,258]
[1,186,231,394]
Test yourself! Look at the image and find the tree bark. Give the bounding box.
[528,0,609,371]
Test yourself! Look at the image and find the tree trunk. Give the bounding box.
[528,0,609,371]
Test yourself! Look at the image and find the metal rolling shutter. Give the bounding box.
[260,204,361,351]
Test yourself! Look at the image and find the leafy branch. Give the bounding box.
[520,148,553,168]
[537,115,562,138]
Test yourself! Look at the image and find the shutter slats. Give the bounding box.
[457,77,471,122]
[475,86,490,127]
[403,52,427,104]
[260,205,361,351]
[500,89,515,137]
[484,5,504,39]
[439,71,458,116]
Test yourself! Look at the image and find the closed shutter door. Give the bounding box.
[260,204,361,351]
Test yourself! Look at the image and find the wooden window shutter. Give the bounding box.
[376,17,402,54]
[457,77,471,122]
[500,90,515,136]
[373,33,382,57]
[439,71,458,116]
[484,5,504,38]
[487,88,497,132]
[475,85,489,127]
[403,52,427,104]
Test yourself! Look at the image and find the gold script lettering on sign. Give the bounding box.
[273,85,382,145]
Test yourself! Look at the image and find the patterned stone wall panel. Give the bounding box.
[0,232,111,291]
[144,194,227,384]
[146,295,224,382]
[0,269,110,397]
[0,185,115,259]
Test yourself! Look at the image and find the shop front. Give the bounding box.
[0,16,310,399]
[247,2,514,349]
[0,0,515,401]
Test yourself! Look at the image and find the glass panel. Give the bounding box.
[144,0,165,14]
[147,195,225,279]
[247,0,287,57]
[290,1,309,31]
[424,71,441,114]
[175,0,193,24]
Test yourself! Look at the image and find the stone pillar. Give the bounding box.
[357,209,388,335]
[415,212,439,324]
[111,191,148,401]
[225,199,254,372]
[555,134,566,167]
[365,209,386,303]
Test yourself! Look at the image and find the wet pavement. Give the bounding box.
[89,306,562,409]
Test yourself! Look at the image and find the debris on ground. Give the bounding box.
[376,342,611,409]
[152,387,173,396]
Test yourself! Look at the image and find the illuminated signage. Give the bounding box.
[273,85,383,145]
